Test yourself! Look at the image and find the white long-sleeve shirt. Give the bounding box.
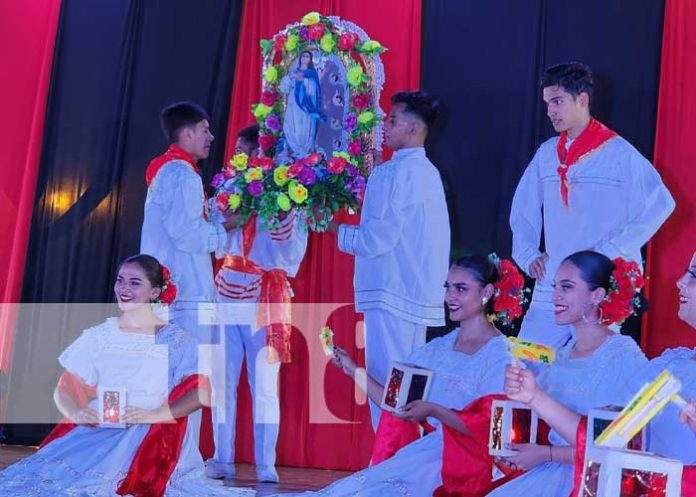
[140,161,227,303]
[215,210,308,302]
[338,147,450,327]
[510,135,675,306]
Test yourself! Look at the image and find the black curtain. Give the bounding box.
[421,0,664,338]
[422,0,664,259]
[5,0,243,445]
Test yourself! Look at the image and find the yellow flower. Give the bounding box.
[277,193,291,212]
[228,194,242,211]
[333,151,351,161]
[288,181,308,204]
[253,103,272,119]
[347,65,364,87]
[273,166,289,186]
[229,153,248,171]
[244,167,263,182]
[301,12,320,25]
[320,34,336,53]
[284,34,299,52]
[264,66,279,83]
[358,111,376,125]
[361,40,382,53]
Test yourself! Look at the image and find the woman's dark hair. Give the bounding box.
[562,250,614,291]
[450,255,498,315]
[119,254,165,288]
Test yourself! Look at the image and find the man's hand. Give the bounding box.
[222,212,242,232]
[528,253,549,280]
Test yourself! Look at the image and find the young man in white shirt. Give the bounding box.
[205,125,308,483]
[141,102,236,338]
[510,62,675,347]
[329,91,451,429]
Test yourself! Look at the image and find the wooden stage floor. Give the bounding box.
[0,445,351,495]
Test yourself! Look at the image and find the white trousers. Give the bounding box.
[363,309,427,430]
[211,303,280,467]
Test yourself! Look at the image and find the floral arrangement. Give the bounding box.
[488,254,530,327]
[156,265,177,305]
[212,12,385,231]
[211,149,367,229]
[600,258,645,326]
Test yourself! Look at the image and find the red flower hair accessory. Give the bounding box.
[600,257,644,326]
[156,265,178,305]
[488,254,530,327]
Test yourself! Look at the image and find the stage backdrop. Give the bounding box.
[0,0,61,372]
[643,0,696,356]
[4,0,692,473]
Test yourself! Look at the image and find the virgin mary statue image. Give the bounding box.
[280,50,325,157]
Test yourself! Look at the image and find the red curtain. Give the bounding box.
[0,0,62,372]
[204,0,422,470]
[642,0,696,357]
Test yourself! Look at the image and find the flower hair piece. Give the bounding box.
[156,265,178,306]
[487,253,529,327]
[600,257,645,326]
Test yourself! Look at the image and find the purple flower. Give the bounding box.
[297,166,317,186]
[265,114,281,132]
[345,164,358,177]
[211,173,225,189]
[248,180,264,197]
[299,26,310,41]
[343,112,357,132]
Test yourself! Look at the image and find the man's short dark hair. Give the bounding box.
[237,124,260,148]
[391,90,440,131]
[541,62,594,105]
[160,101,210,143]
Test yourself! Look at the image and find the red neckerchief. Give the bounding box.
[145,144,201,187]
[145,144,209,218]
[556,119,618,207]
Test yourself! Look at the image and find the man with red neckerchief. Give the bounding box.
[140,102,238,450]
[510,62,675,348]
[141,102,238,333]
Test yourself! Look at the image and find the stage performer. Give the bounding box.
[0,255,248,497]
[141,101,237,343]
[204,125,309,483]
[510,62,674,348]
[329,90,450,429]
[468,251,647,497]
[270,255,515,497]
[505,249,696,496]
